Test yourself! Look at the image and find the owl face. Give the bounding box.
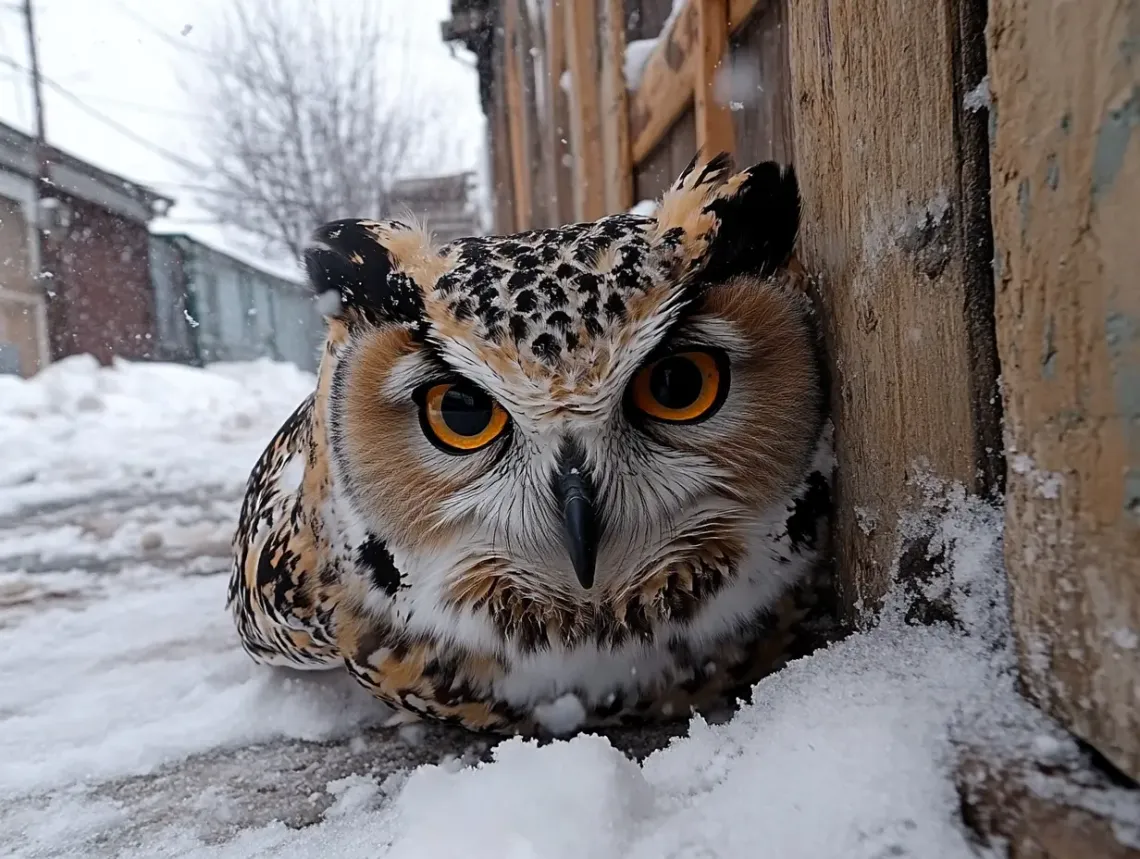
[307,155,823,609]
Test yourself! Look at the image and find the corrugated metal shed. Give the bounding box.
[149,234,324,374]
[147,237,199,365]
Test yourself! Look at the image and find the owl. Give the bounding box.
[227,152,833,735]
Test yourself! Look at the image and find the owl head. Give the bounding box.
[305,153,823,616]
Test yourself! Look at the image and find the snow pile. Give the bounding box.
[0,575,388,801]
[2,458,1041,857]
[163,483,1008,859]
[3,354,1099,858]
[0,354,317,517]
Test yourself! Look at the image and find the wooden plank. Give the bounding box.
[957,741,1140,858]
[728,0,792,165]
[695,0,735,157]
[627,0,768,164]
[516,0,549,227]
[564,0,606,220]
[988,0,1140,781]
[545,0,575,226]
[629,1,699,164]
[489,19,518,234]
[502,0,533,230]
[728,0,762,30]
[600,0,634,213]
[787,0,1001,621]
[633,107,698,202]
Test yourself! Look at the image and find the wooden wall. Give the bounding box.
[459,2,1140,842]
[787,0,1003,621]
[488,0,788,229]
[987,0,1140,784]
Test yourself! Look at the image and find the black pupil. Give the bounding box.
[649,356,704,410]
[440,385,493,437]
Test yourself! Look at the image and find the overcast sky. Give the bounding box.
[0,0,486,273]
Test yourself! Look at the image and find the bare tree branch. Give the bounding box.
[192,0,447,260]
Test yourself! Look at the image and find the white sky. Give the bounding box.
[0,0,486,275]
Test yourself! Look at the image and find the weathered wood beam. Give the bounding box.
[488,15,518,233]
[727,0,763,30]
[957,739,1140,858]
[695,0,735,157]
[502,0,533,229]
[600,0,634,212]
[627,0,765,165]
[516,0,549,227]
[544,0,575,226]
[988,0,1140,781]
[629,1,699,164]
[787,0,1000,621]
[564,0,606,220]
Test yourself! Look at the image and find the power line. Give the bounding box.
[108,0,213,59]
[0,53,207,176]
[61,90,207,121]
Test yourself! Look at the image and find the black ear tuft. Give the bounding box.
[312,219,396,276]
[303,219,426,328]
[699,162,800,284]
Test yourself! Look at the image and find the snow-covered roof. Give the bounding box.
[0,118,173,224]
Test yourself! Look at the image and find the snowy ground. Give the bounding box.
[0,355,1086,858]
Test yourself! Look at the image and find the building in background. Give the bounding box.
[150,234,323,374]
[1,118,324,378]
[385,171,483,244]
[0,119,171,375]
[4,122,485,380]
[0,159,46,377]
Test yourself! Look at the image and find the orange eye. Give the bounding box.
[421,381,509,453]
[630,350,726,423]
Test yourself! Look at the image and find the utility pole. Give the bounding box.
[21,0,55,369]
[21,0,48,199]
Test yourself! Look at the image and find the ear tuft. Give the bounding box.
[303,219,428,329]
[699,161,800,283]
[671,150,735,195]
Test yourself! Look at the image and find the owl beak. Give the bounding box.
[558,467,598,590]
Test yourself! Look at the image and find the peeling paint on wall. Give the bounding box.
[1092,86,1140,204]
[1105,310,1140,517]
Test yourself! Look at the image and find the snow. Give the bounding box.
[628,198,659,217]
[1,355,1123,858]
[713,50,765,109]
[622,0,688,89]
[964,75,991,112]
[0,353,317,520]
[533,693,588,737]
[623,39,657,89]
[1008,452,1064,500]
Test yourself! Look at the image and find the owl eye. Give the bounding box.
[630,349,728,424]
[420,381,509,453]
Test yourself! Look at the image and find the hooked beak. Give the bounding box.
[556,448,598,589]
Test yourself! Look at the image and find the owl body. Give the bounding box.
[228,154,833,734]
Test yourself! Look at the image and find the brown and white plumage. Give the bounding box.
[227,153,834,734]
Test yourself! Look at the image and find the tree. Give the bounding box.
[193,0,453,260]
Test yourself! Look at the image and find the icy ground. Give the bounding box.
[0,355,1079,858]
